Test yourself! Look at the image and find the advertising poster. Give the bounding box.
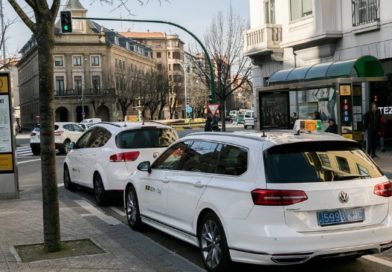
[0,95,12,153]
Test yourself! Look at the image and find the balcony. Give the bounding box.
[55,88,116,97]
[244,24,282,57]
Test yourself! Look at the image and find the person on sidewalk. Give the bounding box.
[364,102,381,158]
[325,118,338,134]
[379,113,387,152]
[204,113,213,132]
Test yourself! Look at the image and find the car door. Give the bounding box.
[138,142,188,224]
[166,141,220,233]
[66,129,94,184]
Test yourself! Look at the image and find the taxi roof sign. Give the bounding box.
[293,119,322,133]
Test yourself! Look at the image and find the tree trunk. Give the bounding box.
[36,18,60,252]
[220,97,226,132]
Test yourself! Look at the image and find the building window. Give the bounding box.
[172,51,181,60]
[168,51,172,59]
[336,156,350,173]
[290,0,312,21]
[352,0,380,27]
[173,63,182,71]
[264,0,276,24]
[73,76,83,91]
[92,75,101,92]
[91,55,100,66]
[55,76,65,95]
[73,56,82,66]
[157,64,163,71]
[54,56,64,67]
[156,52,162,58]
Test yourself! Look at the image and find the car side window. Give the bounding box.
[86,127,112,148]
[76,129,95,148]
[152,142,189,170]
[181,141,220,173]
[73,124,84,132]
[216,144,248,176]
[63,124,74,131]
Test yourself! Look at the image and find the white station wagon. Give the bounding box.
[124,131,392,272]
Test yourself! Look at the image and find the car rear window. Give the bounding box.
[264,141,383,183]
[116,127,178,149]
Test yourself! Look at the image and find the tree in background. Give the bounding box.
[189,6,251,131]
[8,0,166,253]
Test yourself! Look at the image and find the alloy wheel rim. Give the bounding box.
[200,219,222,269]
[126,190,137,224]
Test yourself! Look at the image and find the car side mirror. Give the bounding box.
[69,142,77,150]
[137,161,151,173]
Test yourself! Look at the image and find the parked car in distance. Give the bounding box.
[243,110,255,129]
[79,118,102,130]
[124,131,392,272]
[30,122,84,155]
[63,122,179,205]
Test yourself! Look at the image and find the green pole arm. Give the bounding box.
[73,16,216,103]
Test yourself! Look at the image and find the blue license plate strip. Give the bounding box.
[317,207,365,226]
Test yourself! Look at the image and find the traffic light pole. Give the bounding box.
[72,16,216,103]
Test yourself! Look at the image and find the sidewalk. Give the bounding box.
[0,187,203,272]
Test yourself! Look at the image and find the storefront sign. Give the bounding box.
[340,85,351,96]
[379,106,392,115]
[0,154,13,172]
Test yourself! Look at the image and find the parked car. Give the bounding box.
[63,122,179,205]
[124,131,392,272]
[243,110,255,129]
[79,118,102,130]
[30,122,84,155]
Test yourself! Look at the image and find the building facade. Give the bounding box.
[120,32,186,118]
[246,0,392,137]
[18,0,155,129]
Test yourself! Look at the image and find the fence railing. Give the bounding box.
[55,88,116,97]
[244,24,282,55]
[352,0,380,27]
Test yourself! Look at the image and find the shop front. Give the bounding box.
[258,55,389,142]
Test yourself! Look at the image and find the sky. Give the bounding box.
[2,0,250,58]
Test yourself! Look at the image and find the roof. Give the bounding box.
[269,55,384,85]
[93,122,175,134]
[64,0,86,11]
[186,130,350,147]
[120,32,166,39]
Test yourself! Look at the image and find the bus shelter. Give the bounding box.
[258,55,386,141]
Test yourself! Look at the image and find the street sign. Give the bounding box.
[207,103,220,116]
[186,105,192,113]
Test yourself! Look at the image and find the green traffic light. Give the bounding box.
[63,25,69,31]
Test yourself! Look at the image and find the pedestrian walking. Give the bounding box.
[364,102,381,158]
[204,114,213,132]
[325,118,338,134]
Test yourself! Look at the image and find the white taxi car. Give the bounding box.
[124,130,392,272]
[63,122,178,205]
[30,122,84,155]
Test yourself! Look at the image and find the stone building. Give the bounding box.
[120,32,186,118]
[17,0,155,129]
[246,0,392,137]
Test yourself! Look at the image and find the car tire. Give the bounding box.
[63,165,76,191]
[125,186,145,231]
[244,125,247,129]
[198,212,231,272]
[60,139,71,154]
[31,146,40,156]
[93,173,107,206]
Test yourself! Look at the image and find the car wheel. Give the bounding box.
[31,146,40,156]
[63,165,76,191]
[199,212,231,272]
[125,186,145,231]
[244,125,247,129]
[93,173,107,206]
[60,139,71,154]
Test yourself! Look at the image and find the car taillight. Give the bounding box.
[110,151,140,162]
[374,182,392,197]
[30,132,36,136]
[54,130,64,136]
[251,189,308,206]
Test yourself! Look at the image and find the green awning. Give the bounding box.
[268,55,384,85]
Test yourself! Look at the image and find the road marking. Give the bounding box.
[362,255,392,268]
[17,159,41,165]
[74,200,121,226]
[110,206,126,217]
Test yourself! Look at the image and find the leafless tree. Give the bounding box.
[0,17,17,69]
[189,6,251,131]
[8,0,167,253]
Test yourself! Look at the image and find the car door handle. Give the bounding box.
[193,181,204,188]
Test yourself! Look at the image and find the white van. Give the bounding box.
[244,110,255,129]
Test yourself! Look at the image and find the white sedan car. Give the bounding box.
[63,122,178,205]
[124,131,392,272]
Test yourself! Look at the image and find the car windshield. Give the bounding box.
[264,141,383,183]
[116,127,178,149]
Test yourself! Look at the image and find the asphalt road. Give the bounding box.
[14,127,392,272]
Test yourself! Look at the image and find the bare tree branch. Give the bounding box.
[7,0,36,33]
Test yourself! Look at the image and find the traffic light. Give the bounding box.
[60,11,72,33]
[208,94,213,103]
